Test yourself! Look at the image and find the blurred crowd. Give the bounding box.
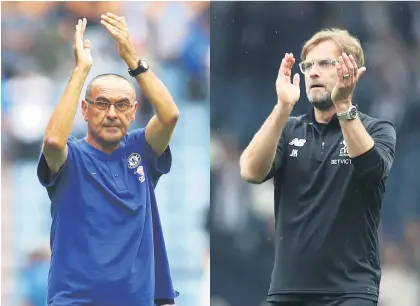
[2,2,209,306]
[211,2,420,306]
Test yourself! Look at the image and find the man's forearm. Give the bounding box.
[44,67,90,149]
[136,71,179,124]
[337,104,374,157]
[240,104,292,182]
[126,58,179,125]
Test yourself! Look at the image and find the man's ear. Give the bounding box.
[81,100,88,122]
[130,101,138,123]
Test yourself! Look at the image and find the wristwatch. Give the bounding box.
[128,59,149,77]
[337,105,358,121]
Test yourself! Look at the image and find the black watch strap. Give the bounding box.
[128,59,149,77]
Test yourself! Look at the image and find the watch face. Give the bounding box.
[350,107,357,118]
[141,60,149,70]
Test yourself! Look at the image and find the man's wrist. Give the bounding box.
[125,54,139,70]
[275,103,294,116]
[74,65,91,76]
[335,101,353,113]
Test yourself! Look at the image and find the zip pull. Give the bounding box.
[322,142,325,150]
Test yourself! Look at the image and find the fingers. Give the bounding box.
[74,19,83,50]
[357,67,367,81]
[336,53,367,84]
[292,73,300,86]
[81,18,87,39]
[100,13,128,38]
[336,55,349,79]
[348,54,358,77]
[106,12,125,23]
[348,54,367,81]
[101,20,120,37]
[284,53,295,76]
[278,53,295,79]
[84,39,91,50]
[74,18,88,49]
[101,13,126,31]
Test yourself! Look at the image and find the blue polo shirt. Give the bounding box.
[37,128,172,306]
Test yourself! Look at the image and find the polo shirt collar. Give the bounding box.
[80,138,123,160]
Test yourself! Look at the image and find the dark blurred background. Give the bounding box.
[210,2,420,306]
[1,2,210,306]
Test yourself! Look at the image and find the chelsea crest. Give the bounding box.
[127,153,141,169]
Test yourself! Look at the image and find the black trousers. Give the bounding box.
[268,297,377,306]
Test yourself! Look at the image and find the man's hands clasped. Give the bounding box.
[73,13,139,71]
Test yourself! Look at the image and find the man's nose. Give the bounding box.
[309,65,321,79]
[106,105,118,119]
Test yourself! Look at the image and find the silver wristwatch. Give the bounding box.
[337,105,358,121]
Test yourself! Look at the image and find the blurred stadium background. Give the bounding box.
[210,2,420,306]
[1,2,209,306]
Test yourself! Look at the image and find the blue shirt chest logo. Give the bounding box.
[135,165,146,183]
[127,153,142,169]
[128,153,145,183]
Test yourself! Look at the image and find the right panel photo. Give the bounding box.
[210,2,420,306]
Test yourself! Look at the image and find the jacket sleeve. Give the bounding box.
[351,120,396,182]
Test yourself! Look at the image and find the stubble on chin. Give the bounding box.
[308,89,331,103]
[308,91,334,111]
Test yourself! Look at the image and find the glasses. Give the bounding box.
[85,99,133,112]
[298,59,338,74]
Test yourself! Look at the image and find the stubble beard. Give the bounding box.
[89,124,122,151]
[308,90,334,111]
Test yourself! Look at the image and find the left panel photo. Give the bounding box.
[1,2,210,306]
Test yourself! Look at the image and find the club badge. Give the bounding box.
[127,153,141,169]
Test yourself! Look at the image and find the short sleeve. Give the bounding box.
[127,128,172,185]
[262,119,291,183]
[37,137,76,192]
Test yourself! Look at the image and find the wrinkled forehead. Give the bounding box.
[305,40,341,62]
[90,77,136,102]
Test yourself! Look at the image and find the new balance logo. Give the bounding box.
[289,138,306,147]
[290,149,298,157]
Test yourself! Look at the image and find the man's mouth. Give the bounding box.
[310,84,324,89]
